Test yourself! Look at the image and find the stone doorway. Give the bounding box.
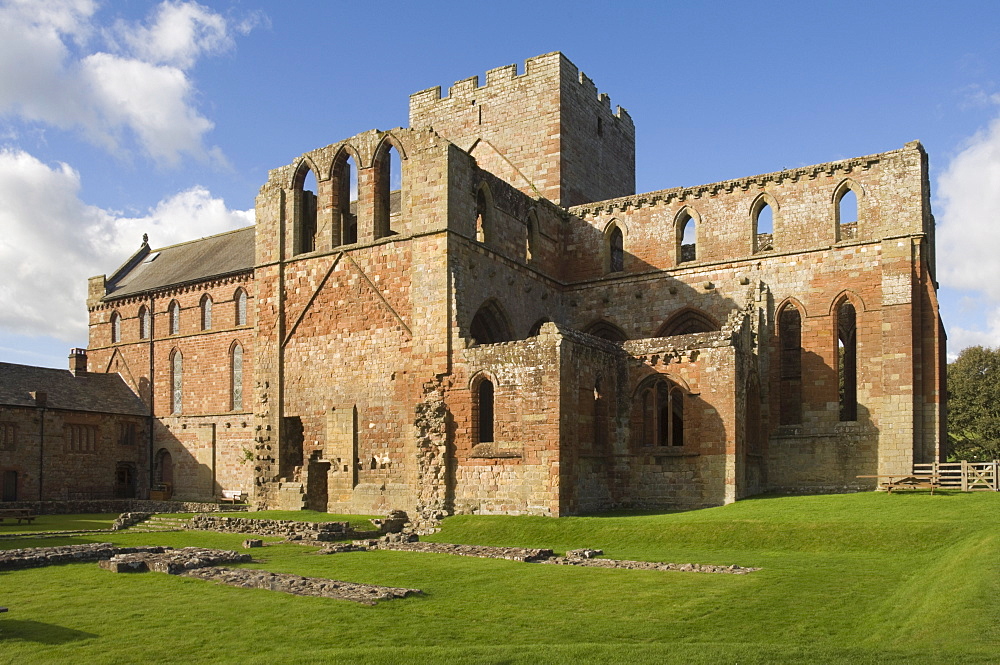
[115,462,137,499]
[1,470,16,501]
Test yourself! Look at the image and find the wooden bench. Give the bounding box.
[219,490,247,504]
[0,508,37,525]
[857,475,940,494]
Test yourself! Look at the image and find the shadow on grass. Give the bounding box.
[0,619,98,644]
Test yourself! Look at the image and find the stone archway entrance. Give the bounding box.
[115,463,137,499]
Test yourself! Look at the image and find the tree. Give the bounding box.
[947,346,1000,461]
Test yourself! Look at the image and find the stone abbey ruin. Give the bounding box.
[0,52,945,516]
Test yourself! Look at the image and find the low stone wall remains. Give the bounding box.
[188,515,366,541]
[0,543,166,571]
[99,547,251,574]
[181,567,422,605]
[364,541,759,574]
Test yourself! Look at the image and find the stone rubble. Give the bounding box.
[0,543,166,571]
[99,547,251,574]
[181,567,421,605]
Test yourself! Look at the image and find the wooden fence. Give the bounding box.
[912,461,998,491]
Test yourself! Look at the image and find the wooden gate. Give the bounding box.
[913,461,998,491]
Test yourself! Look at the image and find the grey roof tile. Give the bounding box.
[0,362,149,416]
[104,226,255,300]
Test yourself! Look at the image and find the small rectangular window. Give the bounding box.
[66,424,99,453]
[0,422,16,450]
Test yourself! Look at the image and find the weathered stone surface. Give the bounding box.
[243,539,263,548]
[0,544,165,571]
[188,515,361,541]
[180,567,421,605]
[101,548,251,574]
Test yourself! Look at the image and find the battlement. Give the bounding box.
[409,52,635,207]
[409,52,632,127]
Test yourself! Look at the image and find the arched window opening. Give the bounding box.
[526,211,539,263]
[584,320,628,343]
[754,202,773,252]
[838,301,858,421]
[335,153,358,245]
[200,295,212,331]
[778,306,803,425]
[111,312,121,344]
[475,187,492,244]
[295,166,319,255]
[170,350,182,415]
[469,300,513,345]
[155,448,173,486]
[231,342,244,411]
[169,301,180,335]
[837,186,858,241]
[235,288,247,326]
[609,225,624,273]
[657,309,719,337]
[678,211,696,263]
[476,379,495,444]
[139,305,150,340]
[374,142,402,239]
[637,377,684,447]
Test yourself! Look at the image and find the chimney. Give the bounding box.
[31,391,47,408]
[69,348,88,376]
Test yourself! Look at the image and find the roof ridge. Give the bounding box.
[150,224,254,253]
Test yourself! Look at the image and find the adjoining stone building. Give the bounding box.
[84,52,946,516]
[0,352,149,501]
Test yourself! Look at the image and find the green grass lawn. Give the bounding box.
[0,513,119,534]
[0,492,997,664]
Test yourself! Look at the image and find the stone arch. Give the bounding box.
[234,287,248,326]
[230,340,244,412]
[675,206,701,263]
[470,371,498,445]
[776,302,803,426]
[469,299,513,345]
[200,293,213,331]
[168,300,181,335]
[330,144,362,245]
[750,192,779,253]
[373,133,407,239]
[633,374,687,448]
[583,319,629,343]
[154,448,174,486]
[833,293,859,421]
[833,178,865,241]
[291,158,321,255]
[138,304,150,339]
[475,182,495,244]
[657,308,720,337]
[525,208,540,263]
[110,310,122,344]
[828,289,866,315]
[603,219,626,273]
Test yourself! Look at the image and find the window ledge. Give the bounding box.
[470,442,522,459]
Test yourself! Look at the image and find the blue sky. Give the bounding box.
[2,0,999,368]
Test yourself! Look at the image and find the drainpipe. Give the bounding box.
[33,391,47,501]
[148,294,155,499]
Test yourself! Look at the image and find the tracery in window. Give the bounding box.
[636,377,684,447]
[170,350,183,414]
[231,342,244,411]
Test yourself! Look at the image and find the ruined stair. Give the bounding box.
[127,515,190,533]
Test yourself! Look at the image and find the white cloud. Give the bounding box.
[113,0,232,69]
[0,0,255,165]
[937,107,1000,356]
[0,148,252,341]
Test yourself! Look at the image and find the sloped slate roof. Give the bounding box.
[104,226,255,300]
[0,362,148,416]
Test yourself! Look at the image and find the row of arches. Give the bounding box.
[601,180,863,273]
[468,299,720,346]
[777,294,859,426]
[109,289,248,344]
[293,138,404,255]
[474,183,542,265]
[167,341,244,415]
